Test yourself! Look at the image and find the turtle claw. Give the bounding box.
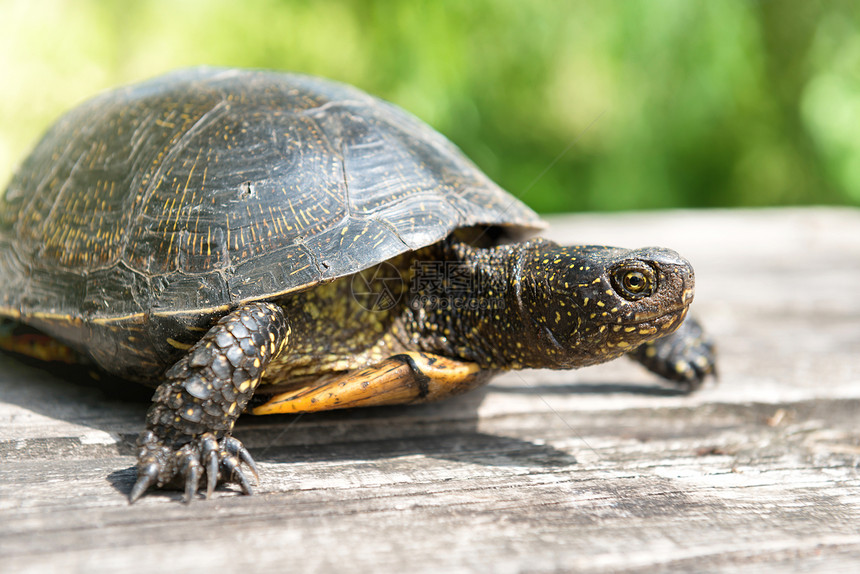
[183,460,202,504]
[202,434,220,499]
[205,455,218,499]
[222,454,254,495]
[130,430,259,503]
[224,436,259,482]
[129,462,159,504]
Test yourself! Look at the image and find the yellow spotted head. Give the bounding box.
[520,244,695,368]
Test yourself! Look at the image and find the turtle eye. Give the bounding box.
[612,266,655,300]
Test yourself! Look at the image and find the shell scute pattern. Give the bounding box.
[0,68,540,322]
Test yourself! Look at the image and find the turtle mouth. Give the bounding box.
[585,305,689,362]
[650,304,689,333]
[622,284,693,323]
[630,298,692,324]
[612,291,692,345]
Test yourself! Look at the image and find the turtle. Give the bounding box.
[0,68,715,503]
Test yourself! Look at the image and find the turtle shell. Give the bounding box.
[0,68,541,375]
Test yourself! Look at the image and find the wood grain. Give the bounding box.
[2,207,859,573]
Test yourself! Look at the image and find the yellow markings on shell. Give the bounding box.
[596,301,605,308]
[167,338,192,350]
[617,341,630,348]
[267,206,282,235]
[624,326,636,333]
[167,233,176,257]
[253,358,261,368]
[173,160,196,231]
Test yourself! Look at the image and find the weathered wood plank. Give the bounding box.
[1,207,859,573]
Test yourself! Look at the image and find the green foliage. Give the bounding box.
[1,0,857,212]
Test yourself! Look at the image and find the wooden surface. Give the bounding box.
[1,207,859,573]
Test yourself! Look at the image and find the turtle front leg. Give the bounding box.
[627,316,716,392]
[130,302,289,503]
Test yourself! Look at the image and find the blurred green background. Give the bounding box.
[1,0,858,213]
